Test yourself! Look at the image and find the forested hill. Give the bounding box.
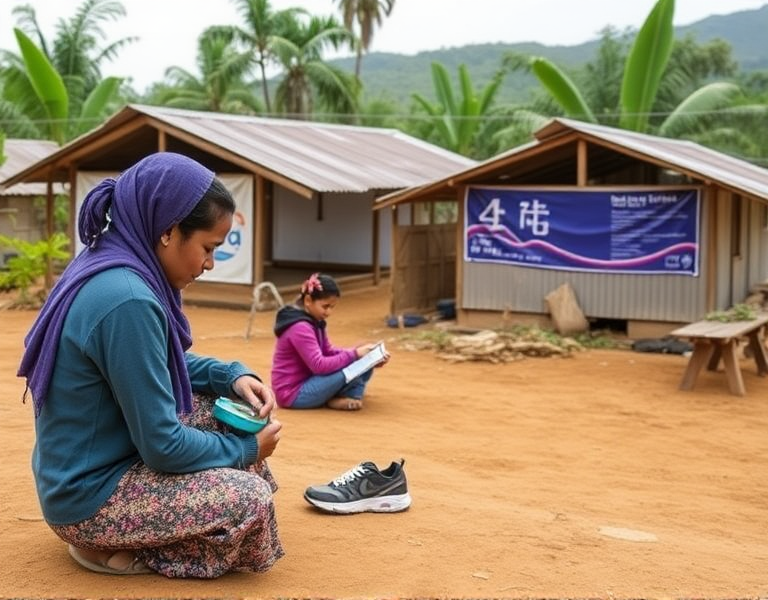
[329,4,768,104]
[677,4,768,69]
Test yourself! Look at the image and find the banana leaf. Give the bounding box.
[430,62,458,119]
[619,0,675,132]
[530,57,595,122]
[74,76,123,137]
[456,64,480,151]
[13,28,68,144]
[411,93,458,151]
[658,82,741,137]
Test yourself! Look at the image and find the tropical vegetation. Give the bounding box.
[1,0,768,302]
[212,0,307,113]
[498,0,768,162]
[269,13,358,118]
[0,0,131,143]
[411,62,506,156]
[335,0,395,79]
[0,232,70,306]
[150,27,261,114]
[0,0,765,158]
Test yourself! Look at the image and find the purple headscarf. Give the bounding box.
[18,152,215,417]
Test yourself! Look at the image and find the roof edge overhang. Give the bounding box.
[375,118,768,208]
[570,130,767,202]
[373,134,573,210]
[0,105,144,188]
[142,115,313,199]
[0,104,315,199]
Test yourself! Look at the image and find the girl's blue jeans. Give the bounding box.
[291,368,374,409]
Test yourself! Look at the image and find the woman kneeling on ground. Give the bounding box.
[18,152,283,578]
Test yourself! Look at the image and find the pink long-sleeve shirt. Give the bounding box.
[271,320,357,407]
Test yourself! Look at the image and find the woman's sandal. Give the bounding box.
[68,544,153,575]
[326,397,363,411]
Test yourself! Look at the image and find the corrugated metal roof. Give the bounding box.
[141,105,476,192]
[0,105,476,194]
[537,118,768,198]
[375,117,768,207]
[0,138,63,196]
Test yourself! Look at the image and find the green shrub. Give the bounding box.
[0,233,70,305]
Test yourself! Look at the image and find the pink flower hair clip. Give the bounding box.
[301,273,323,295]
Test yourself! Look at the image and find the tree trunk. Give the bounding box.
[259,62,272,113]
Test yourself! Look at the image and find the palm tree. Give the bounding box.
[271,14,358,119]
[155,28,261,114]
[1,28,122,143]
[11,0,134,116]
[335,0,395,79]
[0,0,131,142]
[223,0,306,114]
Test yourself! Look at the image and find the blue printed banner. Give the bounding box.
[464,187,700,275]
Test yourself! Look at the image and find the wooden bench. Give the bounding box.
[671,314,768,396]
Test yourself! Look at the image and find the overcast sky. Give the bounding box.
[0,0,765,92]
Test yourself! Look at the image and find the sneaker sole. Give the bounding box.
[304,492,412,514]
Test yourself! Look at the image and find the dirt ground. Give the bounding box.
[1,283,768,599]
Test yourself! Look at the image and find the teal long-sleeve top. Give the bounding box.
[32,267,259,525]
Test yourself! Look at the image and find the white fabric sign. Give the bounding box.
[75,171,253,284]
[199,173,253,284]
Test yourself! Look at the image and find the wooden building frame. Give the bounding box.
[375,119,768,338]
[1,105,474,307]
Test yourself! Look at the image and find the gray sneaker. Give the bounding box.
[304,459,412,514]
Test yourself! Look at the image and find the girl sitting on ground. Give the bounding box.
[271,273,387,411]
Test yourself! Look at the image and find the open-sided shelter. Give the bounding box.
[0,104,474,306]
[375,118,768,337]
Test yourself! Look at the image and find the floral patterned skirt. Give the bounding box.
[51,394,284,578]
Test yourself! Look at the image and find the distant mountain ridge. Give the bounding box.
[330,4,768,105]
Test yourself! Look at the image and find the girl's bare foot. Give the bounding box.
[326,397,362,411]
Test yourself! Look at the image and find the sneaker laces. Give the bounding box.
[332,463,369,486]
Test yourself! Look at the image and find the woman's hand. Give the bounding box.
[232,375,276,419]
[256,418,282,463]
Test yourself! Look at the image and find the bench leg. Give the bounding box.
[679,341,715,391]
[747,330,768,376]
[706,346,722,371]
[720,340,746,396]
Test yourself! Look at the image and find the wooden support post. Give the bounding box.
[577,139,588,186]
[253,174,265,286]
[372,200,380,285]
[389,206,398,317]
[45,179,54,289]
[455,185,465,323]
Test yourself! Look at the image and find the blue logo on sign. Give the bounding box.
[214,211,245,262]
